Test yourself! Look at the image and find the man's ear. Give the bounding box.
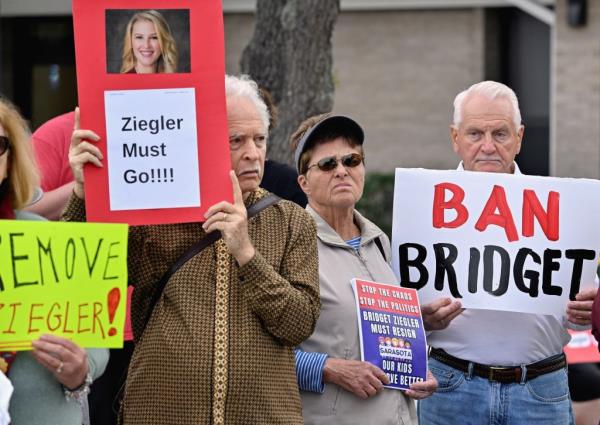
[515,125,524,154]
[450,125,459,154]
[297,174,310,196]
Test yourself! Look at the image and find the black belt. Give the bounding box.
[429,347,566,383]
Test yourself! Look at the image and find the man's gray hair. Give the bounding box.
[453,81,522,131]
[225,74,270,132]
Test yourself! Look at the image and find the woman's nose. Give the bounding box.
[333,159,348,176]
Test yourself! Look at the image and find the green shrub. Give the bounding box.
[356,172,395,238]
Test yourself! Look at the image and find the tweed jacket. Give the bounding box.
[62,188,320,425]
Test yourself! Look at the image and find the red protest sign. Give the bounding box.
[72,0,231,225]
[565,330,600,364]
[354,279,422,318]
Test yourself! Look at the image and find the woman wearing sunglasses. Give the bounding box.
[0,97,108,424]
[291,114,437,425]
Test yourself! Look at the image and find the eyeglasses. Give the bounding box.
[0,136,9,156]
[307,152,364,173]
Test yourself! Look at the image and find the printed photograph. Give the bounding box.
[105,9,190,74]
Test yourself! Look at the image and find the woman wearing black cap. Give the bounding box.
[292,113,437,425]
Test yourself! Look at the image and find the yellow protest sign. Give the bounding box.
[0,220,128,350]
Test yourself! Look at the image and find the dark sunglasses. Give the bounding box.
[0,136,9,156]
[307,152,364,173]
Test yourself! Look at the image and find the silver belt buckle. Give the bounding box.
[488,366,504,381]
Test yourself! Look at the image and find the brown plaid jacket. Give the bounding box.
[63,188,320,424]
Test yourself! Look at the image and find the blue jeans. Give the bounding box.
[418,357,574,425]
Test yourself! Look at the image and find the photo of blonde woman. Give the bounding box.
[120,10,177,74]
[105,9,190,74]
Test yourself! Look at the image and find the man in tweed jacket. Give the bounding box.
[63,75,320,424]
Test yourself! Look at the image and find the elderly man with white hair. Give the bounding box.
[62,74,320,424]
[418,81,597,425]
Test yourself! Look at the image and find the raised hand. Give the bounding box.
[69,107,102,199]
[202,171,255,266]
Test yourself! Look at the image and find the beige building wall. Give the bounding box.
[224,14,254,75]
[553,0,600,178]
[224,9,486,172]
[332,9,484,172]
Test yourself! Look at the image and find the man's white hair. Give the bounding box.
[225,74,270,132]
[453,81,522,131]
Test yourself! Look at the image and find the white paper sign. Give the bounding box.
[0,371,12,425]
[104,88,200,211]
[391,168,600,316]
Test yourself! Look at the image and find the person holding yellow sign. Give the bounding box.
[0,97,108,425]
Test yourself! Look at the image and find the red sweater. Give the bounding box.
[593,290,600,348]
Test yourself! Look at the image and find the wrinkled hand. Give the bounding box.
[406,370,437,400]
[31,334,89,390]
[323,358,389,400]
[203,171,254,266]
[69,107,102,199]
[421,298,463,331]
[567,287,597,326]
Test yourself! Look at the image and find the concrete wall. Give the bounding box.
[224,9,486,172]
[332,9,484,171]
[553,0,600,178]
[224,14,254,75]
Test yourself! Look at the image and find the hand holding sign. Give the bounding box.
[323,358,389,400]
[203,171,255,266]
[421,297,463,331]
[69,107,102,199]
[405,370,438,400]
[567,287,598,326]
[31,334,88,390]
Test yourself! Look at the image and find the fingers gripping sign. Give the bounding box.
[323,358,390,400]
[203,171,255,266]
[421,297,464,331]
[69,107,103,199]
[31,334,89,390]
[406,370,438,400]
[566,287,598,325]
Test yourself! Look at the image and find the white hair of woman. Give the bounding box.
[225,74,270,132]
[453,80,522,131]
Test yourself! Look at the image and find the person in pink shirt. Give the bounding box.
[26,111,75,220]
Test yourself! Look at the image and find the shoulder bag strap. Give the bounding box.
[373,236,386,261]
